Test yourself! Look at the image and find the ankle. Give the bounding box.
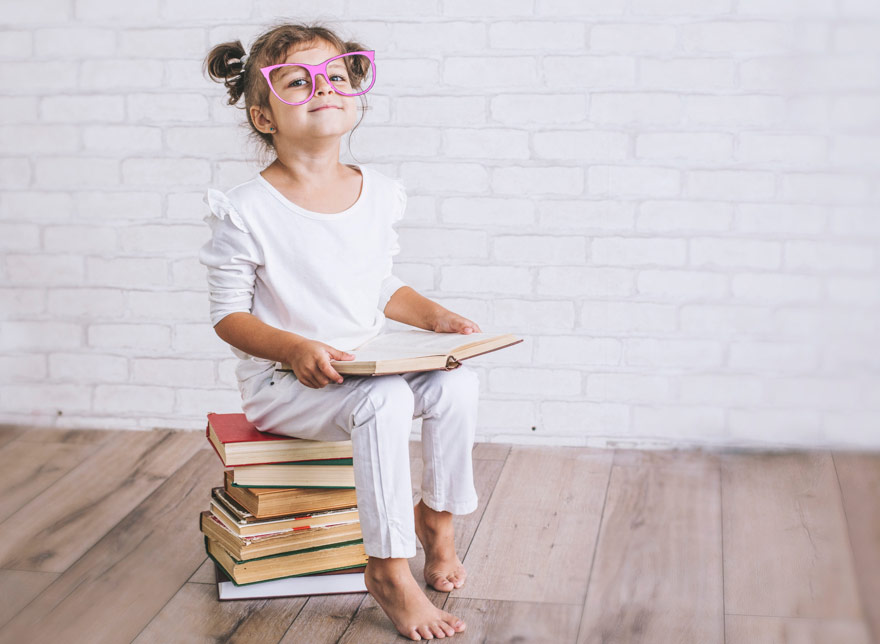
[416,499,452,524]
[366,557,413,580]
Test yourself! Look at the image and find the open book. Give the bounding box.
[279,329,523,376]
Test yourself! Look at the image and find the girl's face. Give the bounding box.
[260,40,359,145]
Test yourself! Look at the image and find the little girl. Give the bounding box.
[200,22,482,641]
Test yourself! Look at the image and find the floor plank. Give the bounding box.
[725,614,873,644]
[0,426,28,449]
[133,582,306,644]
[0,570,58,629]
[577,452,723,644]
[0,439,105,522]
[833,451,880,642]
[188,557,215,584]
[0,429,205,573]
[13,427,112,446]
[0,447,218,644]
[612,446,721,469]
[278,594,366,644]
[454,445,612,604]
[721,451,863,619]
[472,443,511,461]
[443,598,582,643]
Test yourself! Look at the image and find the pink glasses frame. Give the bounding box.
[259,50,377,106]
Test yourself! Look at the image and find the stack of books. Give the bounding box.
[200,412,369,600]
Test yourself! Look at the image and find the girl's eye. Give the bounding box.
[330,74,346,82]
[289,78,309,87]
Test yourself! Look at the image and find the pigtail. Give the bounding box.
[203,40,249,106]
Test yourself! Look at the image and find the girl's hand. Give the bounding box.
[284,337,356,389]
[431,311,482,335]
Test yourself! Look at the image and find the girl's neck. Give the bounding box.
[266,155,345,186]
[260,159,363,215]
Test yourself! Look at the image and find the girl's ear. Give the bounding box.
[250,106,274,133]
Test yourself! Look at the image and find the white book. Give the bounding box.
[277,329,524,376]
[215,564,367,600]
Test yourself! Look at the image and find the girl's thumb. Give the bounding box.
[332,348,356,360]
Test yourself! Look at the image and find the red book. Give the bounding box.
[205,413,353,467]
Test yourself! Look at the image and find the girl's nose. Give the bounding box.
[315,74,335,95]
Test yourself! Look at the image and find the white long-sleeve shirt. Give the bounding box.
[198,164,408,386]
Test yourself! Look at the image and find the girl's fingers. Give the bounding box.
[319,361,343,385]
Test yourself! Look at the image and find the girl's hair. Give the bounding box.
[202,21,371,164]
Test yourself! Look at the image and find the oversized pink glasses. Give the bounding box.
[259,51,376,106]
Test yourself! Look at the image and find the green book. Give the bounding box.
[205,536,368,586]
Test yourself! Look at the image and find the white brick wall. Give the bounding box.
[2,2,878,448]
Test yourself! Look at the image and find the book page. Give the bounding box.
[346,330,500,362]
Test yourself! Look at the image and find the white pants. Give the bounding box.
[239,364,481,559]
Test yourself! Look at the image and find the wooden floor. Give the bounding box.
[0,426,876,644]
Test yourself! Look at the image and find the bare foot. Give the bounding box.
[364,556,467,640]
[414,499,467,592]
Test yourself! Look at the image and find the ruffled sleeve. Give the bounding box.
[378,179,408,313]
[198,189,264,326]
[203,188,249,232]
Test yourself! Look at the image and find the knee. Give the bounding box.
[431,365,480,409]
[351,376,415,429]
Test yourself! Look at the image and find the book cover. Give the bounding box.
[206,413,353,467]
[213,562,367,600]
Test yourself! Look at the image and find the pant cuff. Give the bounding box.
[419,492,479,515]
[364,541,417,559]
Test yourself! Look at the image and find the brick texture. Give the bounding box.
[2,4,878,446]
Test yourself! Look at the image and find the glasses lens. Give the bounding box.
[268,64,314,105]
[327,53,374,97]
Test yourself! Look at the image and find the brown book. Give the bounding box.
[223,470,359,518]
[278,330,523,376]
[205,536,369,586]
[200,511,364,561]
[210,486,359,538]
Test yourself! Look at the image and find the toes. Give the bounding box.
[417,625,434,639]
[438,621,456,637]
[407,628,422,641]
[428,573,454,591]
[444,614,466,632]
[430,623,447,638]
